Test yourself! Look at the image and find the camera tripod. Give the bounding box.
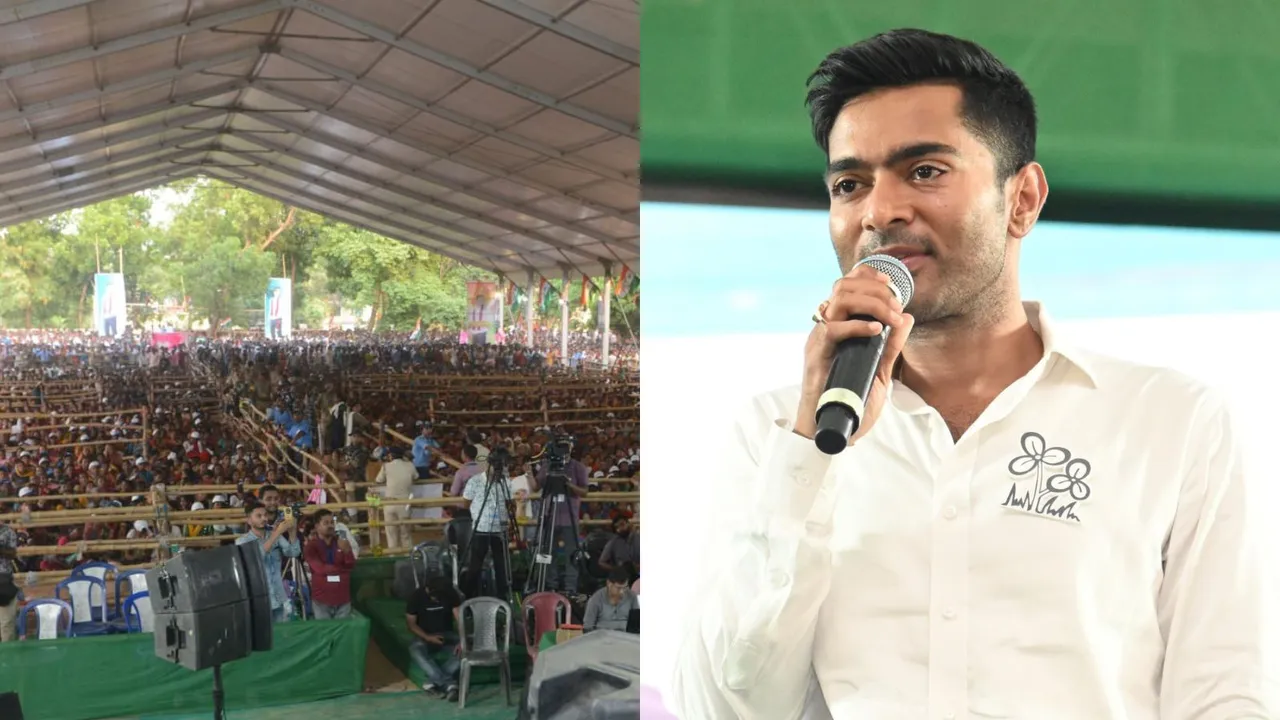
[525,467,584,596]
[273,514,311,621]
[458,466,518,605]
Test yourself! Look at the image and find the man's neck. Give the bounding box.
[899,299,1044,422]
[251,526,268,540]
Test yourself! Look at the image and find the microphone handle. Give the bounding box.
[813,315,889,455]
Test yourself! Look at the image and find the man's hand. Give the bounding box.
[339,538,352,553]
[424,633,444,644]
[794,264,914,443]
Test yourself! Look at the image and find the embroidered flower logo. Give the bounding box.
[1046,459,1092,501]
[1006,431,1070,500]
[1002,431,1092,523]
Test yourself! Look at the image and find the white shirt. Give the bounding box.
[672,303,1270,720]
[377,458,417,500]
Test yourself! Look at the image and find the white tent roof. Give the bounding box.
[0,0,638,278]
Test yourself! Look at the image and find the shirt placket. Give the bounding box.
[928,425,974,720]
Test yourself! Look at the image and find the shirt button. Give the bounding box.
[794,475,811,487]
[942,506,957,520]
[942,608,956,620]
[769,570,789,588]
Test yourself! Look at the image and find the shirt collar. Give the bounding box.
[1025,301,1098,389]
[889,301,1098,412]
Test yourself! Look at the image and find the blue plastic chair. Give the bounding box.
[56,576,111,635]
[114,569,148,620]
[18,598,73,639]
[72,561,115,616]
[122,591,153,633]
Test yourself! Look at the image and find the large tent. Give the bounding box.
[0,0,639,284]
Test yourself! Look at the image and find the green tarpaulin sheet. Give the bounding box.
[0,614,370,720]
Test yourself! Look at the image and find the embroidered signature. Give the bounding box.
[1001,432,1092,523]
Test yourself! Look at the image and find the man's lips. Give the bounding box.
[876,247,931,271]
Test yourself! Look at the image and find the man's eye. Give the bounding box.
[911,165,945,181]
[831,179,859,196]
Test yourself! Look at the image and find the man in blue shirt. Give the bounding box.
[236,500,300,622]
[412,423,440,480]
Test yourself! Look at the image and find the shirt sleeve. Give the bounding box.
[281,536,302,559]
[670,400,836,720]
[583,592,601,632]
[1157,396,1275,718]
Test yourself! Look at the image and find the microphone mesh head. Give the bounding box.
[857,254,915,307]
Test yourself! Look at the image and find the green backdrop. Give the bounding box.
[0,615,370,720]
[641,0,1280,228]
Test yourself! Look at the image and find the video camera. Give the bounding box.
[544,432,575,471]
[536,433,575,498]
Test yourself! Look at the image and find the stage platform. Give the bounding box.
[0,615,370,720]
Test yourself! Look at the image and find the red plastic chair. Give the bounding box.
[521,591,571,663]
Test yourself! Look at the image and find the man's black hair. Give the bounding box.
[805,28,1036,181]
[607,567,631,585]
[243,500,263,516]
[462,444,477,461]
[258,483,278,497]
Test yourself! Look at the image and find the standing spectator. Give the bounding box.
[412,423,440,479]
[303,509,355,619]
[235,501,300,622]
[376,446,416,549]
[0,521,19,641]
[528,440,590,596]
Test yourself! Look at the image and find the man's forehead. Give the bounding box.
[828,84,972,159]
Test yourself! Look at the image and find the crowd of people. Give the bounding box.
[0,329,639,699]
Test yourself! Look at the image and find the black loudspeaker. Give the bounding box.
[523,630,639,720]
[0,691,24,720]
[147,542,273,671]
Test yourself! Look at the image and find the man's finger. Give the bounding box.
[878,313,915,378]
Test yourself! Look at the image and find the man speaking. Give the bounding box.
[671,29,1270,720]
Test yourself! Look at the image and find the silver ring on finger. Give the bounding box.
[812,301,830,325]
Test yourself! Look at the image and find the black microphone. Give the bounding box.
[813,254,915,455]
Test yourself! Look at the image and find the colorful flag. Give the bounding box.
[580,274,590,308]
[541,279,558,314]
[615,265,630,296]
[409,317,422,340]
[505,280,515,306]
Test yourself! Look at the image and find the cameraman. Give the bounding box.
[527,437,589,596]
[460,447,513,600]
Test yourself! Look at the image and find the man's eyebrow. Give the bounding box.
[824,142,962,180]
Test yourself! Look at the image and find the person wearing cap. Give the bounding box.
[375,446,417,549]
[412,423,440,480]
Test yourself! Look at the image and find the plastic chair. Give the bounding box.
[56,576,110,635]
[122,591,154,633]
[18,598,73,639]
[72,561,115,616]
[458,596,513,709]
[521,592,570,663]
[113,569,148,620]
[409,540,452,589]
